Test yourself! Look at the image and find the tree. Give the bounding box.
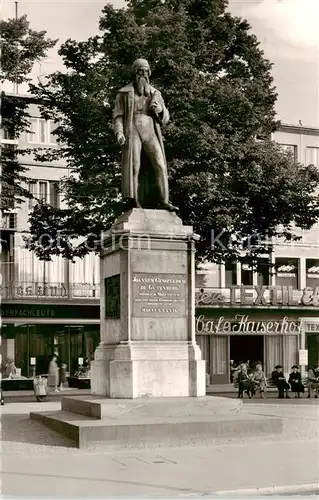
[0,15,57,210]
[27,0,319,265]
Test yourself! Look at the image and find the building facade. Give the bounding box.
[1,95,100,376]
[1,95,319,382]
[195,123,319,382]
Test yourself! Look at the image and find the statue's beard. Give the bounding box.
[135,75,150,96]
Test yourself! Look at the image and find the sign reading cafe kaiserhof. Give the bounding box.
[196,314,301,335]
[132,273,187,317]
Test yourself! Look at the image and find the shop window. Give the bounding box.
[241,263,253,286]
[306,334,319,369]
[275,257,299,289]
[1,323,100,380]
[306,259,319,289]
[225,261,237,286]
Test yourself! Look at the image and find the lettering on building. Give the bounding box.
[195,286,319,307]
[195,314,301,335]
[304,322,319,333]
[1,308,56,318]
[0,282,68,299]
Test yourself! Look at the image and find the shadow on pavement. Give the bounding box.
[1,413,74,448]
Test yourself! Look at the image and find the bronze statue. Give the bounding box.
[113,58,177,211]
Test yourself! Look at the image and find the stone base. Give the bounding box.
[90,342,205,398]
[30,395,283,449]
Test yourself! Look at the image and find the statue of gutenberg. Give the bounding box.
[113,58,177,211]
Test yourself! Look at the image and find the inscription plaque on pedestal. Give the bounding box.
[132,273,187,318]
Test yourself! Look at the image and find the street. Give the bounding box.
[1,397,318,497]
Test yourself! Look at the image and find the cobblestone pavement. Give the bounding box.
[1,400,318,497]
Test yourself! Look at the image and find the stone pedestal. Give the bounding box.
[90,208,205,398]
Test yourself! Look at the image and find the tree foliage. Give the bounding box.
[0,15,56,210]
[27,0,319,263]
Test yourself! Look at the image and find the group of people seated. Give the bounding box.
[232,361,319,399]
[232,361,267,399]
[272,363,319,399]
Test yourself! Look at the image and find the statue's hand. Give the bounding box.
[150,101,162,115]
[116,132,126,146]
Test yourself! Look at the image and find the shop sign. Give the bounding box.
[0,282,68,298]
[195,314,301,335]
[276,265,296,278]
[1,307,56,318]
[0,303,100,320]
[195,286,319,307]
[307,266,319,279]
[299,350,308,366]
[304,322,319,332]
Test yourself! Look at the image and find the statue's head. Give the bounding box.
[132,58,151,96]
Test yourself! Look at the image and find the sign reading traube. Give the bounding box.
[132,273,187,317]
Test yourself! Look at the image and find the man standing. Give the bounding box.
[113,58,177,211]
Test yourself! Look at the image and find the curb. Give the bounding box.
[211,482,319,496]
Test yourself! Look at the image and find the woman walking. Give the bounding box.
[48,356,59,393]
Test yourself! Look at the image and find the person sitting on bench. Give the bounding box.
[288,365,304,398]
[307,364,319,398]
[272,365,290,399]
[236,363,255,399]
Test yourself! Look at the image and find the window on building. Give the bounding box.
[306,147,319,168]
[50,182,60,209]
[306,259,319,288]
[1,127,15,141]
[28,118,38,143]
[257,258,270,286]
[39,181,48,202]
[27,118,58,145]
[28,182,37,209]
[28,181,60,209]
[275,257,299,289]
[48,120,58,144]
[241,263,253,286]
[279,144,297,161]
[39,119,46,143]
[225,261,237,286]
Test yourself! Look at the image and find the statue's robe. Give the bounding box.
[113,83,169,208]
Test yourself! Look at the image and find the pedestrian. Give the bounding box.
[307,364,319,398]
[47,356,59,393]
[288,365,304,398]
[59,363,68,391]
[5,357,17,378]
[0,363,4,406]
[253,363,267,398]
[272,365,290,399]
[229,360,237,383]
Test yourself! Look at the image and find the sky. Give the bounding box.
[2,0,319,127]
